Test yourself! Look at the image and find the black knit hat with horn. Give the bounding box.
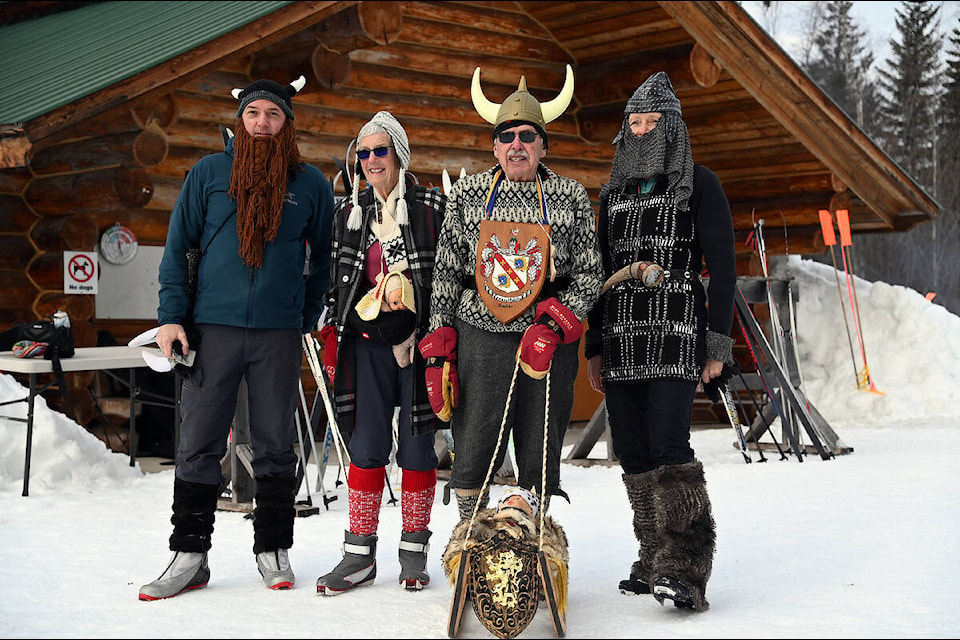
[232,76,306,121]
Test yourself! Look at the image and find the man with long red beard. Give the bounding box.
[140,76,334,600]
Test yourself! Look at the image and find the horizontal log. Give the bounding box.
[0,165,30,194]
[88,210,173,246]
[24,166,153,216]
[0,235,35,271]
[313,1,403,54]
[30,94,179,153]
[0,269,37,311]
[0,195,37,233]
[26,252,65,291]
[348,44,571,93]
[35,292,94,324]
[30,213,100,252]
[30,127,169,175]
[142,176,185,214]
[733,224,826,256]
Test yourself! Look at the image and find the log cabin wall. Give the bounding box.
[0,0,940,429]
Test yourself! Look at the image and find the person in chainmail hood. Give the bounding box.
[584,71,737,612]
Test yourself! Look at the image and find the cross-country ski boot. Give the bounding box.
[398,529,431,590]
[138,551,209,601]
[257,549,294,590]
[316,531,377,595]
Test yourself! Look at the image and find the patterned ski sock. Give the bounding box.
[401,468,437,532]
[347,463,385,537]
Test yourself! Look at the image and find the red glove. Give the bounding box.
[418,326,459,422]
[517,298,583,379]
[320,325,337,383]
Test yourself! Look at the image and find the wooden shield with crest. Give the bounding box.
[467,530,541,639]
[476,219,551,324]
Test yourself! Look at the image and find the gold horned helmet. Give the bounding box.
[472,64,575,143]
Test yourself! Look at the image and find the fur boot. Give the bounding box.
[649,460,716,611]
[621,471,657,595]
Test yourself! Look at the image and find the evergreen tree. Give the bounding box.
[931,25,960,314]
[857,1,950,312]
[874,1,942,187]
[804,1,879,135]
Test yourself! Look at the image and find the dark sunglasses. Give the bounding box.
[498,130,538,144]
[357,146,392,160]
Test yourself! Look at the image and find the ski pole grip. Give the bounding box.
[818,210,836,247]
[835,209,853,247]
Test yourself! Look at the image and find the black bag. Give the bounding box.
[347,308,417,345]
[12,312,75,396]
[19,319,75,360]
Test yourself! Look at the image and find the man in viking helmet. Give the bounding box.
[140,76,335,600]
[419,65,603,521]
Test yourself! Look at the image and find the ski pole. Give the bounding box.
[737,370,786,461]
[293,404,314,509]
[719,385,752,464]
[835,209,883,394]
[819,209,860,387]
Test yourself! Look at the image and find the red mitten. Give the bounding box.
[418,327,459,421]
[517,298,583,379]
[535,297,583,345]
[320,325,337,382]
[517,323,561,379]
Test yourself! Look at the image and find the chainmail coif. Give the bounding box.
[600,72,694,211]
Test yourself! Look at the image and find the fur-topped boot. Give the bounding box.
[620,470,657,595]
[649,460,716,611]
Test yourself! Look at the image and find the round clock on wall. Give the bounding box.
[99,222,139,265]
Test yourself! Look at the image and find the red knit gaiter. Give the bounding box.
[347,463,385,536]
[401,468,437,533]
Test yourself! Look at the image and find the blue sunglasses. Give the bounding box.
[357,146,392,160]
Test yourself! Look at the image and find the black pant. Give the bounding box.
[605,378,697,474]
[176,324,301,485]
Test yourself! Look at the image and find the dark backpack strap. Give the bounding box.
[49,348,67,397]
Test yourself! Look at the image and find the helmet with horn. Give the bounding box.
[472,64,574,149]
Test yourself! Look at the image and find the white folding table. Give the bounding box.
[0,346,153,496]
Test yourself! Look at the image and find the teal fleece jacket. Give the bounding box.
[158,138,334,332]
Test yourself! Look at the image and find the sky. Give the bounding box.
[742,0,960,70]
[2,256,960,639]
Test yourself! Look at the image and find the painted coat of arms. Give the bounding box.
[475,219,551,323]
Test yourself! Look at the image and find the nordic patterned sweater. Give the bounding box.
[428,164,603,333]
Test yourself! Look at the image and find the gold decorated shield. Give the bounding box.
[467,530,541,639]
[476,219,551,324]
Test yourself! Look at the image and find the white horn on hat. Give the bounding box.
[290,75,306,94]
[231,88,243,99]
[471,67,500,125]
[540,64,575,124]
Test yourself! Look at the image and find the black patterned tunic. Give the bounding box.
[585,165,736,383]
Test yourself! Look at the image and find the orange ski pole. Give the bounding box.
[835,209,882,394]
[819,209,859,385]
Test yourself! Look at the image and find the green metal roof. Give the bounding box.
[0,1,292,126]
